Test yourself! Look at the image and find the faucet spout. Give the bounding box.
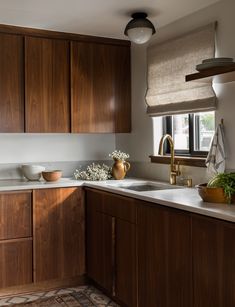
[158,134,180,185]
[158,134,175,172]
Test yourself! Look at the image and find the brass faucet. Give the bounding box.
[158,134,181,185]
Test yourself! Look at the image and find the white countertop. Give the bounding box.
[1,177,235,223]
[0,178,84,190]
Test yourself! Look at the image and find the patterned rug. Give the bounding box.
[0,286,119,307]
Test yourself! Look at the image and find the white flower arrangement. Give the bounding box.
[74,163,112,181]
[109,150,130,161]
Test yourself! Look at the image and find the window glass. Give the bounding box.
[172,114,189,150]
[163,111,215,156]
[194,111,215,151]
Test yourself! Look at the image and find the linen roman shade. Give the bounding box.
[146,23,216,116]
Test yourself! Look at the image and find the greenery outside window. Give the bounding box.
[164,111,215,157]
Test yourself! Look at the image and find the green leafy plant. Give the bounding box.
[207,173,235,204]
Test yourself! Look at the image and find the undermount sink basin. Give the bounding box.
[108,182,182,192]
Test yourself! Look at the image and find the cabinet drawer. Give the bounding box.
[86,188,136,223]
[103,193,136,223]
[0,238,33,288]
[0,192,32,240]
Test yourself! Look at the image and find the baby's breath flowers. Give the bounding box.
[109,150,130,161]
[74,163,112,181]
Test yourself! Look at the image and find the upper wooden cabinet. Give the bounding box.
[25,36,70,132]
[0,33,24,132]
[0,24,131,133]
[71,42,131,133]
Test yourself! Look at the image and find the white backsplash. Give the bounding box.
[0,160,113,180]
[128,161,209,186]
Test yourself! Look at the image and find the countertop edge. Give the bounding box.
[0,178,235,223]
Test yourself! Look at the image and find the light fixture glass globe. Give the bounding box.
[127,27,153,44]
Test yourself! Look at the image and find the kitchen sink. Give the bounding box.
[108,182,182,192]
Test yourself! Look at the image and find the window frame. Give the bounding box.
[164,113,210,157]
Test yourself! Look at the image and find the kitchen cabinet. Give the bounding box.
[192,215,235,307]
[115,217,137,307]
[0,191,32,288]
[0,24,131,134]
[87,204,113,292]
[0,192,32,240]
[0,239,33,288]
[86,188,137,306]
[33,187,85,282]
[25,36,70,132]
[137,202,192,307]
[0,33,24,132]
[71,42,131,133]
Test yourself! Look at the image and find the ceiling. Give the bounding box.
[0,0,220,39]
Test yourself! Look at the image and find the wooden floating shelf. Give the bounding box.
[186,63,235,83]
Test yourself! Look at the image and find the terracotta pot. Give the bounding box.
[112,159,130,180]
[196,183,235,204]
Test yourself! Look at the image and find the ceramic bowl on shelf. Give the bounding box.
[42,170,62,182]
[202,57,233,63]
[196,62,233,71]
[21,164,45,181]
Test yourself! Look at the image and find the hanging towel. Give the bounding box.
[206,123,226,176]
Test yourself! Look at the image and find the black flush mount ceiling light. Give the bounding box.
[124,12,156,44]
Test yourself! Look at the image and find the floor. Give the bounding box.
[0,286,119,306]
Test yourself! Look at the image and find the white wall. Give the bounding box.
[115,44,153,162]
[116,0,235,184]
[0,134,115,163]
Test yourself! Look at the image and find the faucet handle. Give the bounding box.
[176,161,181,176]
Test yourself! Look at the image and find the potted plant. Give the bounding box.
[196,173,235,204]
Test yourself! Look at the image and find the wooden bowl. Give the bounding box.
[196,183,235,204]
[42,170,62,182]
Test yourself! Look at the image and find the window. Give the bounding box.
[164,111,215,157]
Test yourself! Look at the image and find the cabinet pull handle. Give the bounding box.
[111,217,116,296]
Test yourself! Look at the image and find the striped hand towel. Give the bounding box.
[205,123,226,176]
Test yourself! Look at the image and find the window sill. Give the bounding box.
[149,155,206,167]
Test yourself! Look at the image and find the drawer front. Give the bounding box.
[0,192,32,240]
[103,193,136,223]
[86,188,136,223]
[0,238,33,288]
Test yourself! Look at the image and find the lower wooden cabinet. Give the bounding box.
[0,188,85,291]
[192,215,235,307]
[87,207,113,292]
[86,189,137,307]
[0,239,32,288]
[0,191,32,289]
[137,202,192,307]
[115,218,137,307]
[0,191,32,240]
[33,187,85,282]
[2,185,235,307]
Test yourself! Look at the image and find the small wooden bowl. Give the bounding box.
[196,183,235,204]
[42,170,62,182]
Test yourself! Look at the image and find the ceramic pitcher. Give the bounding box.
[112,159,130,180]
